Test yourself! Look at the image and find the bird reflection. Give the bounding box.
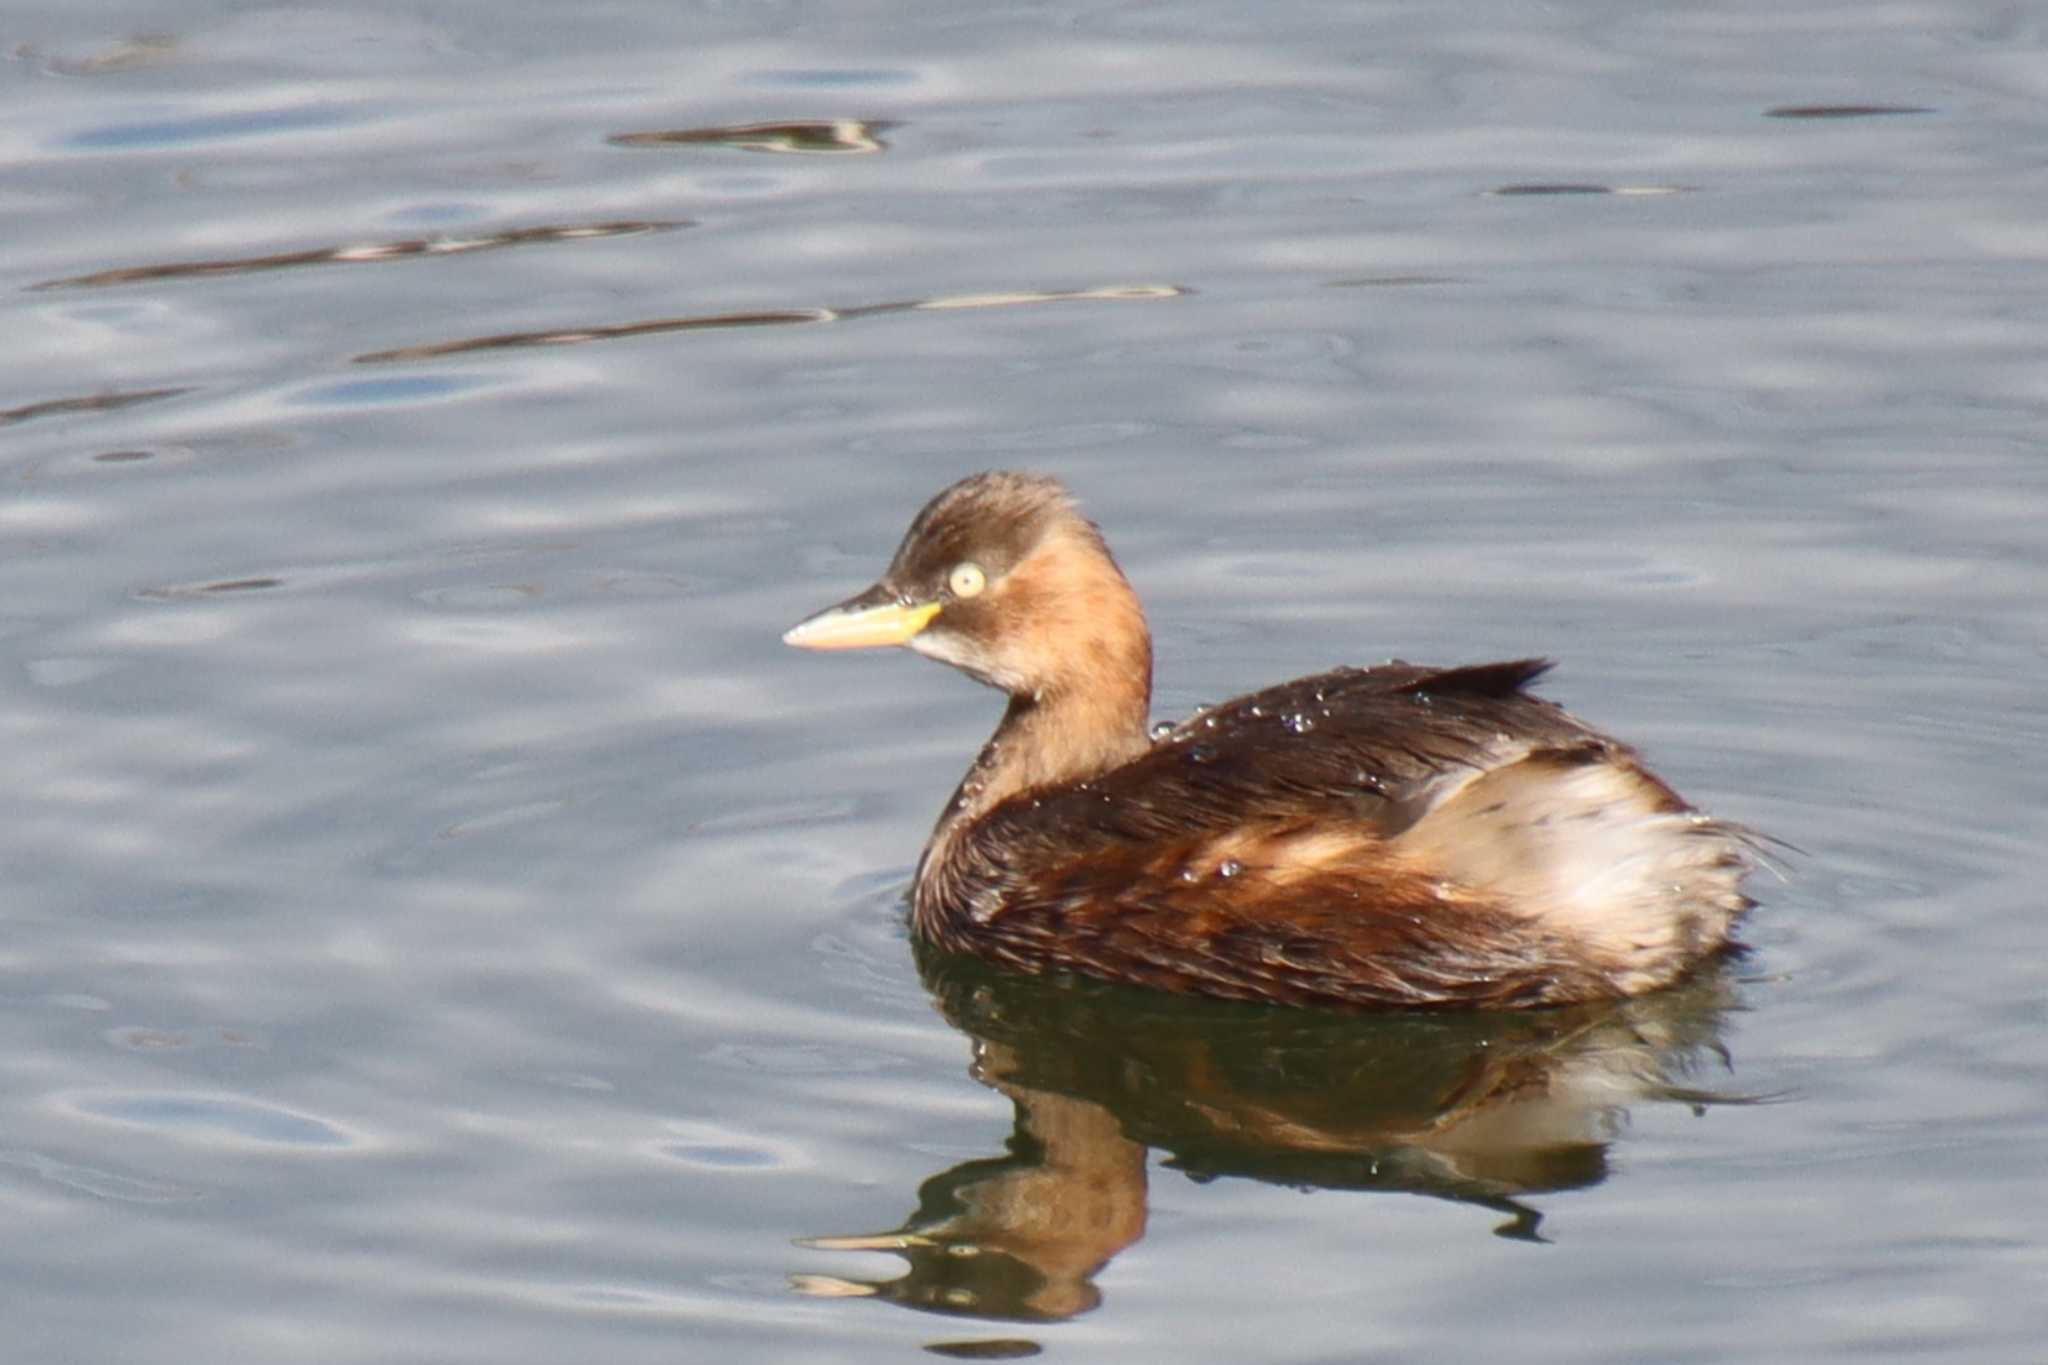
[795,945,1745,1323]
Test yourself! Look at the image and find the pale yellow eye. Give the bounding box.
[947,561,987,599]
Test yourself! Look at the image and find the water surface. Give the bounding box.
[4,1,2045,1360]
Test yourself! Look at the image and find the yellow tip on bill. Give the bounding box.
[783,598,940,650]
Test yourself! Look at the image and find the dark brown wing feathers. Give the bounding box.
[992,658,1605,846]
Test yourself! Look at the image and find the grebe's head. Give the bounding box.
[784,471,1150,703]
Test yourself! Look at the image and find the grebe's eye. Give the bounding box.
[947,561,987,599]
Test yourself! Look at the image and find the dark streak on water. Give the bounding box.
[1763,104,1937,118]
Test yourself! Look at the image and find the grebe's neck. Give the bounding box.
[951,680,1152,823]
[915,609,1152,929]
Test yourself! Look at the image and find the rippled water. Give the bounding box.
[5,2,2045,1360]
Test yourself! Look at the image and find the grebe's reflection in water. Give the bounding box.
[795,945,1750,1324]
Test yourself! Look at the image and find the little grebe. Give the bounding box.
[785,472,1755,1010]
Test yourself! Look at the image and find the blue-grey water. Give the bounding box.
[5,2,2045,1360]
